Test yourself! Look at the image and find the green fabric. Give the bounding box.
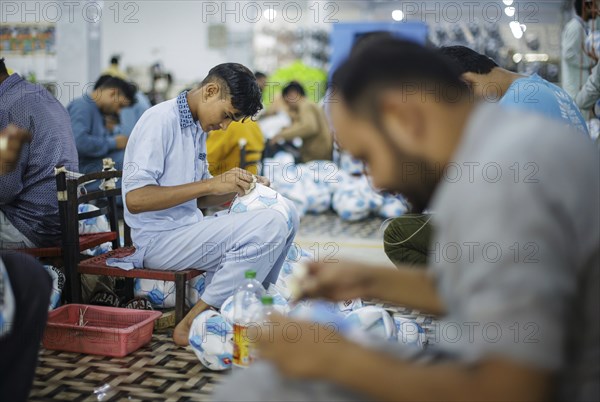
[383,214,433,267]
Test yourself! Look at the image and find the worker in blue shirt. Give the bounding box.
[0,58,79,248]
[117,63,299,346]
[97,73,153,139]
[67,76,137,174]
[438,45,589,136]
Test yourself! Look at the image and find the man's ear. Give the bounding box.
[379,91,425,156]
[203,82,220,100]
[107,87,119,102]
[461,72,477,87]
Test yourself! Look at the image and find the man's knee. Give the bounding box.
[261,209,292,241]
[1,252,51,331]
[1,252,51,296]
[384,218,405,249]
[383,218,421,266]
[384,215,430,245]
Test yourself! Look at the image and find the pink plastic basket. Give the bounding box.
[43,304,162,357]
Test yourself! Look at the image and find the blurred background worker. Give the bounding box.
[102,55,127,80]
[562,0,598,98]
[207,120,265,176]
[269,81,333,162]
[67,75,137,174]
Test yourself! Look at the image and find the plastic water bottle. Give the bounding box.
[256,295,276,322]
[248,295,277,363]
[232,270,265,369]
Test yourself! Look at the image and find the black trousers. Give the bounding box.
[0,252,51,402]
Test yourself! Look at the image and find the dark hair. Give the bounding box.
[437,46,498,75]
[575,0,588,16]
[110,55,120,65]
[332,37,469,110]
[254,71,267,80]
[351,31,394,56]
[202,63,263,119]
[93,75,137,105]
[0,58,8,75]
[282,81,306,97]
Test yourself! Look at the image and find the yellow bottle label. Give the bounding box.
[233,323,251,368]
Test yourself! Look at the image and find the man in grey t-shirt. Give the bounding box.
[214,39,599,401]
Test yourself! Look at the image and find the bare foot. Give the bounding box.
[173,319,191,346]
[172,299,212,346]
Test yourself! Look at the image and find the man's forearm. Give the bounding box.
[278,118,318,140]
[330,346,550,402]
[126,180,215,214]
[0,179,19,203]
[197,193,236,209]
[366,267,445,315]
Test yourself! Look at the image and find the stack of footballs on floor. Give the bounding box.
[265,152,409,222]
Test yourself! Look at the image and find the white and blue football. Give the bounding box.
[134,275,206,309]
[284,244,313,263]
[325,169,350,195]
[303,177,331,214]
[186,273,207,307]
[265,285,291,316]
[285,244,302,262]
[378,195,409,219]
[274,260,311,301]
[189,310,233,371]
[230,184,296,236]
[339,152,365,175]
[219,294,235,326]
[78,204,112,256]
[393,316,427,349]
[134,279,176,309]
[336,298,363,316]
[344,306,397,342]
[332,188,372,222]
[288,300,347,330]
[332,176,383,222]
[43,265,64,311]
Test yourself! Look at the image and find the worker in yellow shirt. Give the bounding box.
[207,120,265,176]
[103,56,128,80]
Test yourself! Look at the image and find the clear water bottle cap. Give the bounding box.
[261,295,274,305]
[245,270,257,279]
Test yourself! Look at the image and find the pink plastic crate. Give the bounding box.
[43,304,162,357]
